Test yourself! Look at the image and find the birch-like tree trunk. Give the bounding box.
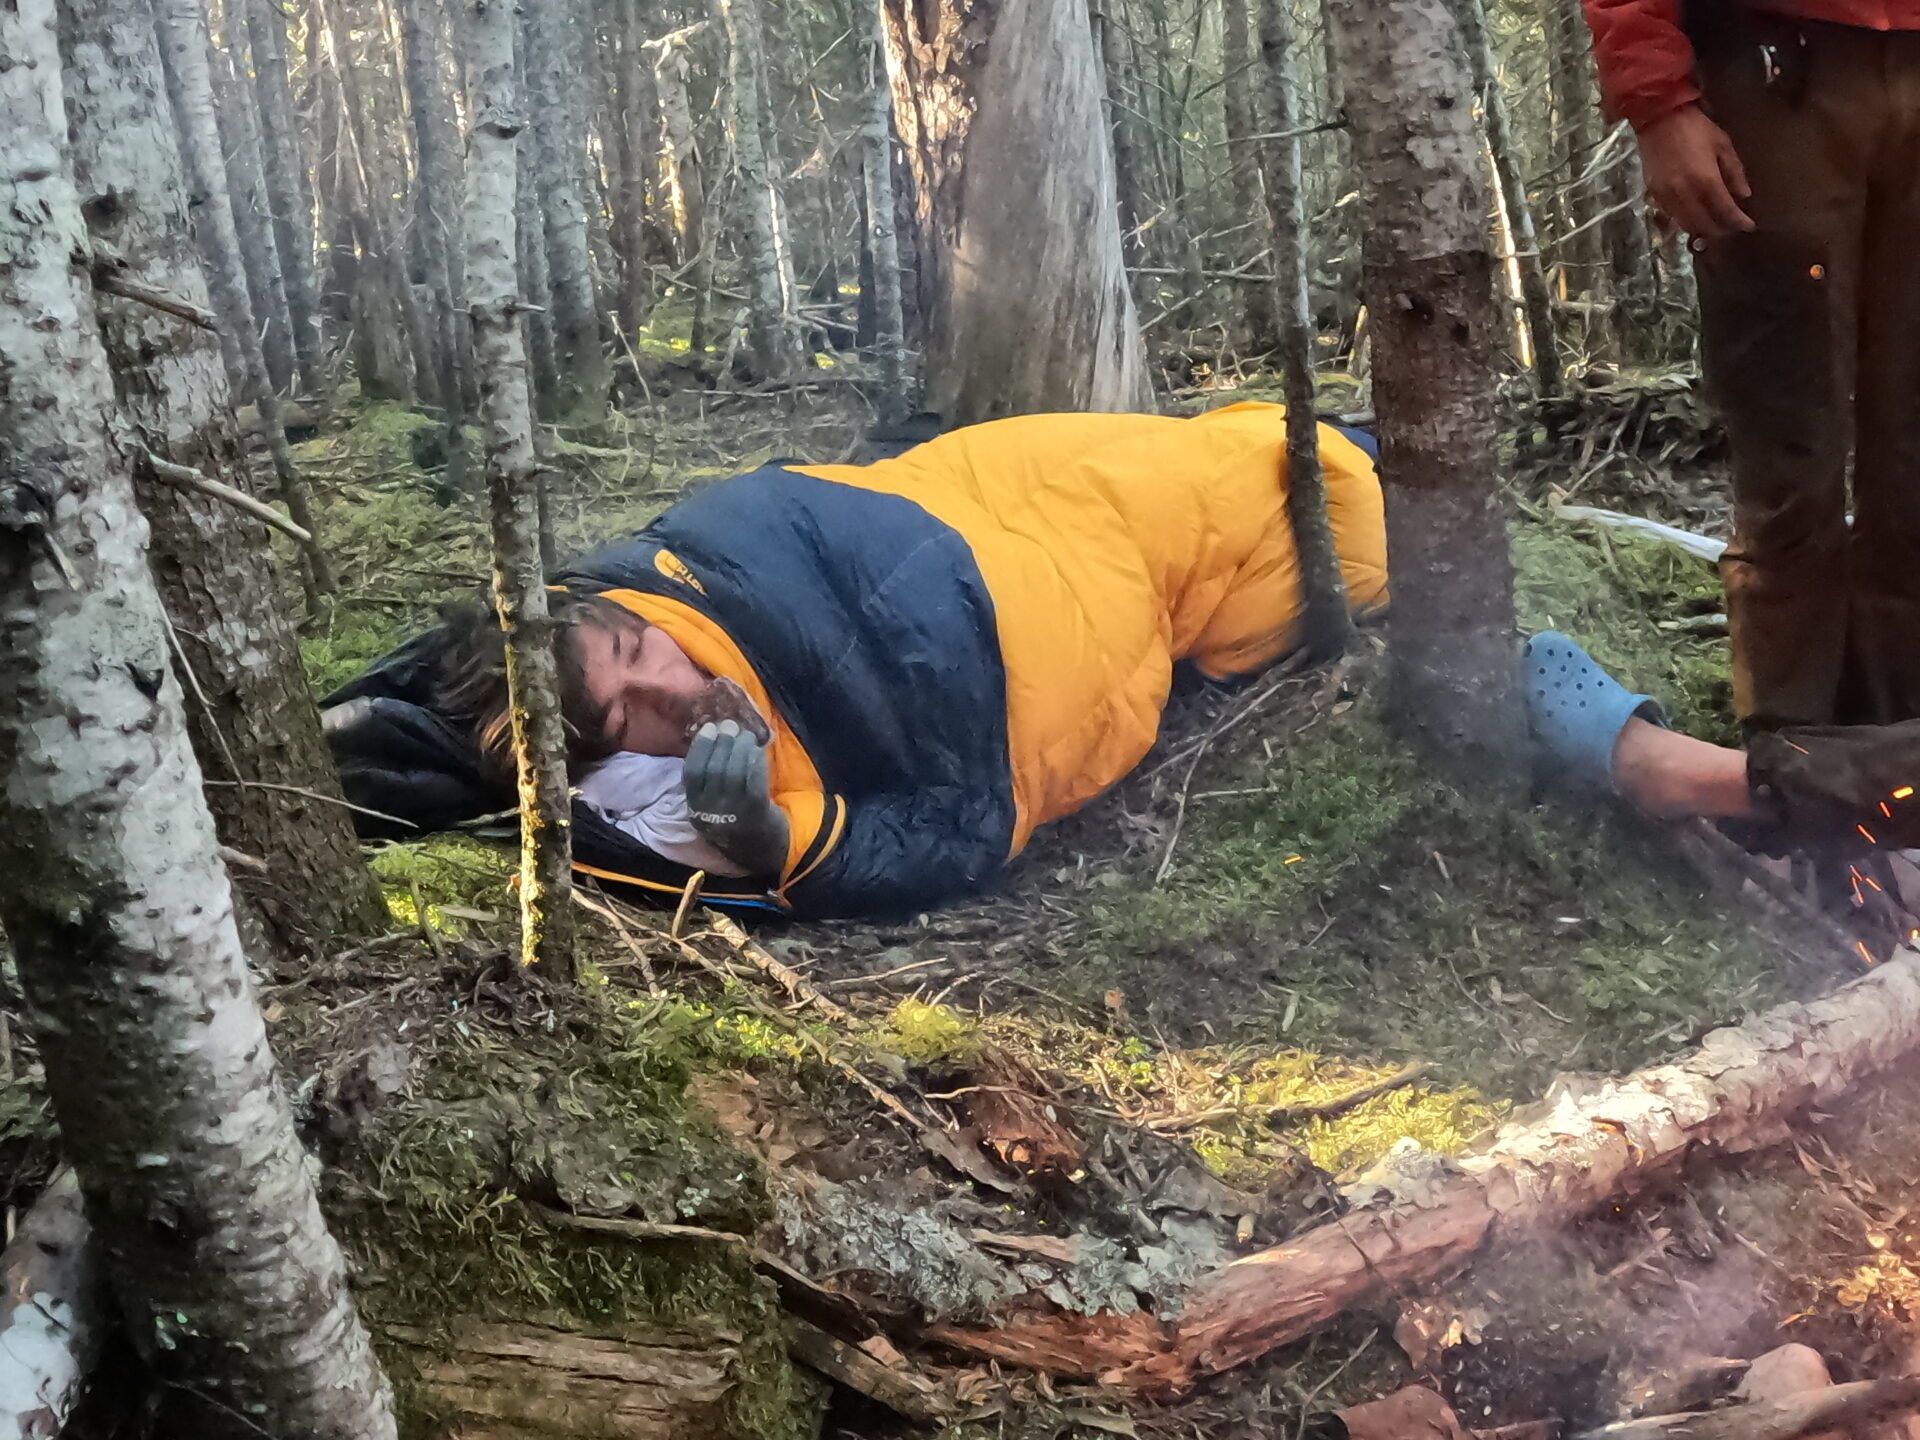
[610,0,658,342]
[525,0,611,418]
[517,98,563,416]
[156,0,332,606]
[0,1174,100,1437]
[717,0,802,379]
[1455,0,1560,396]
[63,0,385,949]
[1257,0,1350,660]
[0,5,394,1431]
[241,0,325,391]
[1220,0,1277,352]
[1327,0,1523,778]
[859,0,908,419]
[209,36,298,395]
[464,0,576,976]
[883,0,1153,422]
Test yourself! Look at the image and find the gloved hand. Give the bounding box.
[684,720,789,877]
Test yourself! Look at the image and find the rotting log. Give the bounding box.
[927,946,1920,1389]
[386,1317,746,1439]
[0,1174,102,1438]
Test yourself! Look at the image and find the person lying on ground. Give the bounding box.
[1526,630,1920,871]
[323,403,1388,918]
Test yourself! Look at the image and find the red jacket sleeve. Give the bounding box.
[1582,0,1701,132]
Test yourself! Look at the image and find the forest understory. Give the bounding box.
[7,361,1914,1440]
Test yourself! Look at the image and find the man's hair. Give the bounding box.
[437,593,646,778]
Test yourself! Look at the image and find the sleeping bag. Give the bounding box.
[323,402,1388,918]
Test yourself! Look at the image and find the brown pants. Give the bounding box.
[1695,14,1920,729]
[1751,721,1920,858]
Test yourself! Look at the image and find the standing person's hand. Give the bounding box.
[1638,103,1755,241]
[685,720,789,876]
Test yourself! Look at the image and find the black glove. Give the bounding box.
[684,720,789,876]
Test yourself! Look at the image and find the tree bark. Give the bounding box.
[0,1175,101,1439]
[63,0,385,950]
[0,7,395,1430]
[1328,0,1523,779]
[925,942,1920,1391]
[882,0,1153,421]
[717,0,801,380]
[156,0,332,606]
[464,0,576,977]
[1455,0,1560,396]
[1091,0,1149,264]
[1599,122,1656,361]
[399,0,468,424]
[1257,0,1350,660]
[525,0,612,419]
[859,0,909,419]
[1220,0,1276,352]
[517,80,563,419]
[242,0,326,391]
[386,1316,756,1439]
[609,0,659,343]
[1545,0,1604,295]
[209,32,298,395]
[1576,1377,1920,1440]
[649,25,713,352]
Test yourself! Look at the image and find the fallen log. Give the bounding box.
[1573,1375,1920,1440]
[927,946,1920,1390]
[0,1172,103,1439]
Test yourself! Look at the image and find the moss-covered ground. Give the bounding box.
[89,381,1883,1438]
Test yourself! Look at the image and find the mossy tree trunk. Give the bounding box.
[1257,0,1350,661]
[0,6,394,1431]
[1327,0,1523,779]
[464,0,577,977]
[63,0,385,953]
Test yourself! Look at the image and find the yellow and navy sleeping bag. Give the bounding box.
[323,403,1387,918]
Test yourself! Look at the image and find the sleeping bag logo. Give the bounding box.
[654,548,706,595]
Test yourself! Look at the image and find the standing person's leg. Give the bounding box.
[1692,17,1878,730]
[1840,32,1920,726]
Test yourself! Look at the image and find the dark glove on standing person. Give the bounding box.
[685,719,789,877]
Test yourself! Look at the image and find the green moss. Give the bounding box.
[343,994,822,1440]
[1512,517,1734,743]
[871,999,981,1066]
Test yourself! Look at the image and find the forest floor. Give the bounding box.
[22,369,1920,1439]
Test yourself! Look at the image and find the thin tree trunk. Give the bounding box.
[399,0,468,425]
[518,93,563,418]
[65,0,385,949]
[1545,0,1603,297]
[718,0,801,380]
[242,0,326,391]
[157,0,332,604]
[1600,121,1655,361]
[0,7,394,1430]
[1257,0,1350,660]
[1456,0,1560,395]
[882,0,1153,421]
[464,0,576,977]
[1221,0,1277,353]
[210,37,298,394]
[610,0,657,341]
[525,0,612,419]
[1328,0,1523,778]
[859,0,908,419]
[1092,0,1149,263]
[650,27,713,352]
[316,0,421,400]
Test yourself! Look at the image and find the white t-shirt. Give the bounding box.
[577,752,749,877]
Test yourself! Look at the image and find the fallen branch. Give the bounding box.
[704,910,849,1022]
[1149,1062,1426,1134]
[1574,1375,1920,1440]
[927,946,1920,1390]
[93,269,219,330]
[782,1317,948,1424]
[140,452,314,545]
